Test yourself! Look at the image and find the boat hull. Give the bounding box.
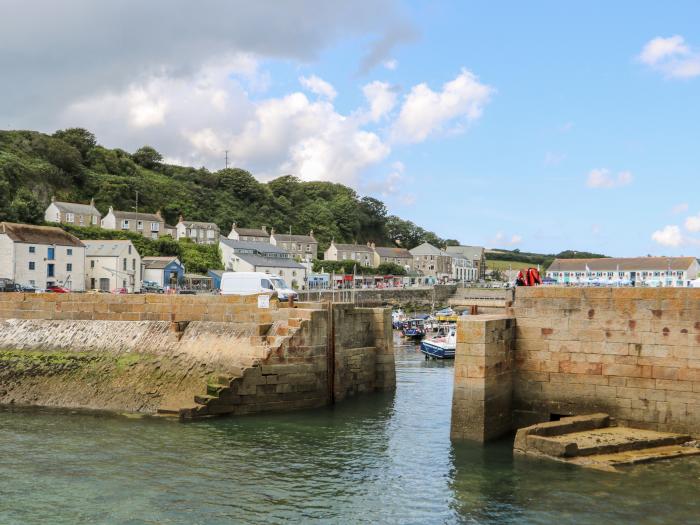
[420,340,455,359]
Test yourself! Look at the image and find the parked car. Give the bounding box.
[46,285,70,293]
[0,279,22,292]
[111,288,128,294]
[21,284,44,293]
[142,281,164,294]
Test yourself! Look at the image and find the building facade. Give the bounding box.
[409,242,453,281]
[219,238,306,288]
[101,207,165,240]
[269,230,318,261]
[323,241,374,267]
[450,253,479,282]
[175,216,220,245]
[446,245,486,280]
[84,240,141,292]
[0,222,86,291]
[372,245,413,270]
[227,224,270,242]
[44,197,101,227]
[546,257,700,287]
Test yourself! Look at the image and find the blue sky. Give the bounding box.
[2,1,700,256]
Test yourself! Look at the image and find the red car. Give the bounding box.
[46,285,70,293]
[111,288,128,294]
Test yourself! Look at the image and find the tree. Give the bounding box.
[132,146,163,169]
[377,262,407,276]
[53,128,97,160]
[9,189,44,223]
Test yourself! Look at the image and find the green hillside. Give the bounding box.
[0,128,453,253]
[486,248,608,271]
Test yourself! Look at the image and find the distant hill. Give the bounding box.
[0,128,451,254]
[486,248,608,271]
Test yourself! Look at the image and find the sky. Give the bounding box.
[2,0,700,257]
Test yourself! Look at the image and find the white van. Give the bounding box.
[220,272,297,301]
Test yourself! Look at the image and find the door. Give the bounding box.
[630,272,636,285]
[99,278,110,291]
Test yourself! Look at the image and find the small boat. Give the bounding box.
[401,318,426,340]
[420,327,456,359]
[392,309,406,330]
[434,307,459,323]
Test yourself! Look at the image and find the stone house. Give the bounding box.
[371,245,413,270]
[323,241,374,267]
[44,196,101,227]
[0,222,86,291]
[219,238,306,289]
[175,216,220,245]
[409,242,453,281]
[101,206,165,240]
[446,245,486,280]
[269,229,318,261]
[449,252,479,282]
[227,223,270,243]
[84,239,141,292]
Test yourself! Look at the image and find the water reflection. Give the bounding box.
[1,333,699,524]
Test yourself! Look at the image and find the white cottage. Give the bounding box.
[84,239,142,292]
[0,222,86,291]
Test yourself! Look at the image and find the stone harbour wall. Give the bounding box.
[0,293,395,419]
[451,287,700,442]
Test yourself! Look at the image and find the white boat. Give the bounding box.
[420,327,456,359]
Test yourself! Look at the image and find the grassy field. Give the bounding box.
[486,259,536,271]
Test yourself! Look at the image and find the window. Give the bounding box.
[132,259,136,271]
[128,245,132,255]
[79,215,84,225]
[92,216,97,225]
[137,220,144,230]
[123,258,127,271]
[123,279,127,288]
[48,247,55,260]
[66,213,75,223]
[66,263,72,272]
[29,246,35,253]
[150,222,160,232]
[47,264,55,277]
[28,262,35,270]
[207,230,214,239]
[90,260,95,268]
[151,232,158,240]
[67,248,72,256]
[121,219,130,229]
[260,278,274,290]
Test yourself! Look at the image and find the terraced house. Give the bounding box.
[219,238,306,289]
[323,241,374,267]
[44,196,101,227]
[546,257,700,286]
[84,239,141,293]
[269,229,318,261]
[175,216,220,245]
[409,242,453,281]
[101,206,165,240]
[227,223,270,242]
[0,222,86,291]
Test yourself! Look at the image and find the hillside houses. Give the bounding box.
[219,237,306,288]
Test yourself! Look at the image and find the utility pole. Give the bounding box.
[225,150,229,170]
[135,190,138,233]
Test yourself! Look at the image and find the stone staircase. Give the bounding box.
[514,413,700,471]
[156,316,302,420]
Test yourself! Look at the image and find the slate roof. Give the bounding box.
[547,257,698,272]
[374,246,412,258]
[84,239,134,257]
[235,252,305,269]
[233,226,269,237]
[332,243,373,253]
[0,222,85,247]
[142,256,182,269]
[446,245,485,260]
[272,233,316,243]
[179,220,219,230]
[111,210,162,222]
[53,200,100,216]
[409,242,448,256]
[220,237,288,254]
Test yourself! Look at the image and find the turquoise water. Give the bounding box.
[2,337,700,524]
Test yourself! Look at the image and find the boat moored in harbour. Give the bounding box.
[420,326,456,359]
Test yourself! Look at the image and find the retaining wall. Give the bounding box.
[451,287,700,441]
[0,293,394,418]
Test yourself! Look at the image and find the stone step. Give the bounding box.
[569,444,700,471]
[193,394,217,405]
[156,406,181,415]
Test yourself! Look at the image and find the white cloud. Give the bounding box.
[362,160,415,205]
[362,81,397,121]
[559,121,574,133]
[391,68,493,143]
[672,202,689,214]
[684,213,700,232]
[586,168,633,189]
[299,75,337,100]
[652,225,683,247]
[637,35,700,79]
[491,232,522,247]
[544,151,566,166]
[383,59,398,70]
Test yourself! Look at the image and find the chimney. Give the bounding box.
[89,197,95,207]
[371,242,376,249]
[178,214,184,223]
[270,228,275,236]
[51,195,55,203]
[367,241,371,248]
[261,225,267,234]
[309,229,314,237]
[108,205,114,213]
[155,209,162,220]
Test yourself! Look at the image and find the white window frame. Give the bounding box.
[66,213,75,223]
